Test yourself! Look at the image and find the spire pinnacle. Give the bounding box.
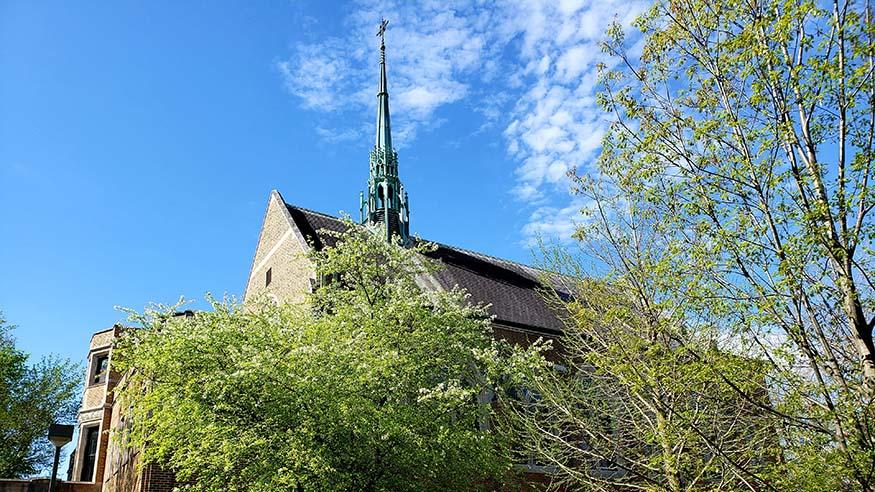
[375,18,392,151]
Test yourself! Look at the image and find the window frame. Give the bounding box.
[79,424,100,482]
[89,352,110,386]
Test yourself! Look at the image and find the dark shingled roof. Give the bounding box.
[287,204,567,334]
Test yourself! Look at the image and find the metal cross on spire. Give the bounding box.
[377,18,389,47]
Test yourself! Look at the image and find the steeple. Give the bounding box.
[360,18,410,243]
[375,19,392,152]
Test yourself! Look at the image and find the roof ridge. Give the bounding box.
[285,203,347,221]
[285,201,553,277]
[276,198,566,332]
[428,239,551,276]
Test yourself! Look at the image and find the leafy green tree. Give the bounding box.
[501,189,779,491]
[533,0,875,489]
[0,312,80,478]
[113,224,542,492]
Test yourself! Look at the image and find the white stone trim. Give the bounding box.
[78,408,103,423]
[250,227,292,278]
[73,420,103,483]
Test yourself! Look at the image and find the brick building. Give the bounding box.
[67,327,179,492]
[66,22,567,491]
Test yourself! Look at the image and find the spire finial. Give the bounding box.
[377,18,389,47]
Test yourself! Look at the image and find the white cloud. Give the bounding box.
[396,84,465,120]
[556,45,594,82]
[278,0,497,149]
[315,126,363,144]
[493,0,645,243]
[520,198,592,247]
[278,0,646,244]
[278,41,353,112]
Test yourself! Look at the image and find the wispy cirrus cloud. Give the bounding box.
[277,0,646,245]
[521,197,591,243]
[278,40,354,112]
[495,0,645,244]
[278,1,495,147]
[315,126,364,144]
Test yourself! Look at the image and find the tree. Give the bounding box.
[501,188,779,491]
[0,312,80,478]
[113,224,542,492]
[531,0,875,489]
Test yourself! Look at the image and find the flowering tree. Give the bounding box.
[113,225,540,492]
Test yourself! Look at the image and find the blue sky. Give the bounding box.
[0,0,644,365]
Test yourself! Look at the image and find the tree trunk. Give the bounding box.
[656,408,681,492]
[839,270,875,393]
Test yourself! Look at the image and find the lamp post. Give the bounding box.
[48,423,74,492]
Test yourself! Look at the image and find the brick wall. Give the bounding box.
[101,443,177,492]
[243,191,316,306]
[138,464,176,492]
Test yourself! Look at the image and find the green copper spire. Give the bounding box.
[375,18,392,152]
[360,18,410,243]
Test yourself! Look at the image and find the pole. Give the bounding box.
[49,445,61,492]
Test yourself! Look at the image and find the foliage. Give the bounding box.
[502,199,778,491]
[0,312,80,478]
[113,224,543,492]
[512,0,875,489]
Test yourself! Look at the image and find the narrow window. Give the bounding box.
[80,425,100,481]
[265,268,272,287]
[91,354,109,385]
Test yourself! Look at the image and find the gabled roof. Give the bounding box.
[286,204,567,334]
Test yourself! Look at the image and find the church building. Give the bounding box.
[67,22,565,492]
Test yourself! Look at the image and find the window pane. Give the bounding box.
[80,426,99,481]
[92,355,108,384]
